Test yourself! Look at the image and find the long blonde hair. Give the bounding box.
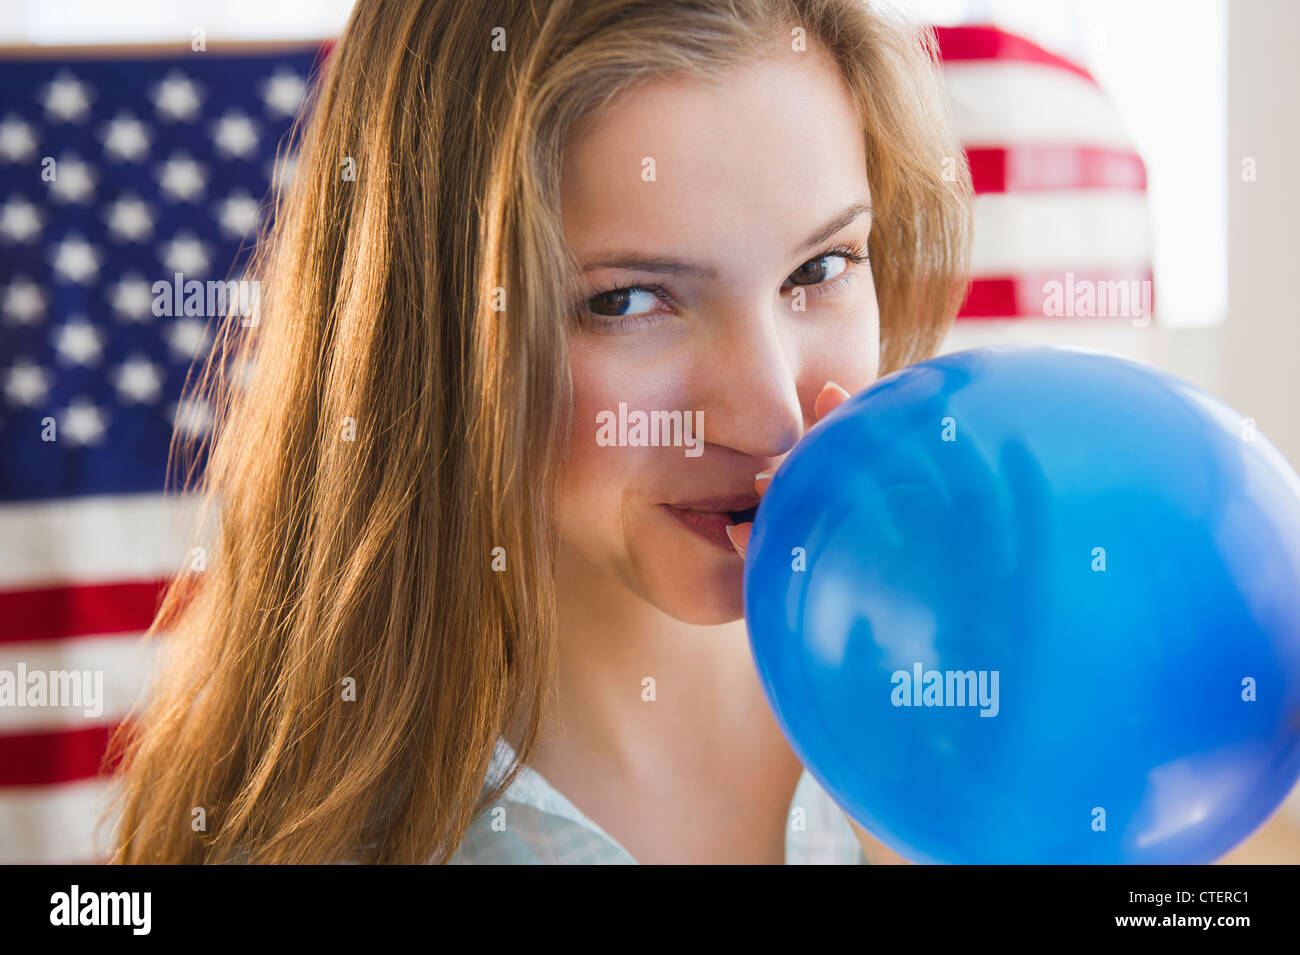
[107,0,971,864]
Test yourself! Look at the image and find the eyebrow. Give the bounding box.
[579,199,872,276]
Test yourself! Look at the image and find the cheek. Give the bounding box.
[559,357,615,539]
[801,288,882,400]
[559,343,690,544]
[564,353,611,488]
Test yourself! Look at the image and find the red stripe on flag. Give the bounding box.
[958,269,1155,319]
[0,579,168,645]
[966,146,1147,194]
[0,723,124,786]
[933,24,1098,85]
[960,277,1019,318]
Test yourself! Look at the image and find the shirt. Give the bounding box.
[449,737,868,864]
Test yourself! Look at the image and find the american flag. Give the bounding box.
[935,25,1154,321]
[0,42,324,863]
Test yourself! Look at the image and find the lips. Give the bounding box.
[660,493,761,552]
[665,493,761,522]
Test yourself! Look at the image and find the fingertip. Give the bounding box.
[725,521,752,557]
[815,380,851,420]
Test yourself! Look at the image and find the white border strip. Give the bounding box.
[0,492,206,588]
[943,60,1135,149]
[971,191,1152,274]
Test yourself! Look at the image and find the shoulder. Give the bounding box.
[448,738,865,865]
[785,769,870,865]
[448,738,636,865]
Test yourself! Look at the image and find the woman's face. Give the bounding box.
[557,38,879,625]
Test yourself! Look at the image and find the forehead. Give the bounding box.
[560,41,869,264]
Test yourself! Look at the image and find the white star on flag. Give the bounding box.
[171,396,214,437]
[269,152,298,189]
[101,114,151,161]
[112,356,164,404]
[58,398,109,445]
[51,236,101,284]
[217,193,261,238]
[108,274,155,322]
[54,317,105,365]
[212,111,259,158]
[167,317,211,359]
[0,115,38,162]
[0,197,42,243]
[160,233,211,274]
[42,73,92,123]
[157,153,207,201]
[153,72,203,121]
[262,69,308,118]
[2,276,46,324]
[106,196,155,242]
[3,358,51,407]
[47,154,96,204]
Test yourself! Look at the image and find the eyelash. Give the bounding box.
[577,241,871,334]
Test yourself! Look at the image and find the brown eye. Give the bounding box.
[588,286,661,317]
[788,254,849,287]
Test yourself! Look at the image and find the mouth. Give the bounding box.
[659,493,761,553]
[728,504,759,524]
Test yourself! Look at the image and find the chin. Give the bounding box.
[642,579,746,626]
[630,522,748,625]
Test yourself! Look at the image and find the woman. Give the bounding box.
[107,0,971,864]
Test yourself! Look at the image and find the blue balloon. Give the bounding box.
[744,344,1300,864]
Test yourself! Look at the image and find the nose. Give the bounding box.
[698,304,805,461]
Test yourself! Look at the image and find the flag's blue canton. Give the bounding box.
[0,49,321,503]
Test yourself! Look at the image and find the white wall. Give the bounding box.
[1225,0,1300,828]
[0,0,354,45]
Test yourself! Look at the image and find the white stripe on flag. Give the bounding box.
[0,492,207,588]
[0,777,119,864]
[0,632,158,732]
[943,61,1135,149]
[970,191,1152,274]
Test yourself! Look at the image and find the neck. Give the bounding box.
[523,544,767,783]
